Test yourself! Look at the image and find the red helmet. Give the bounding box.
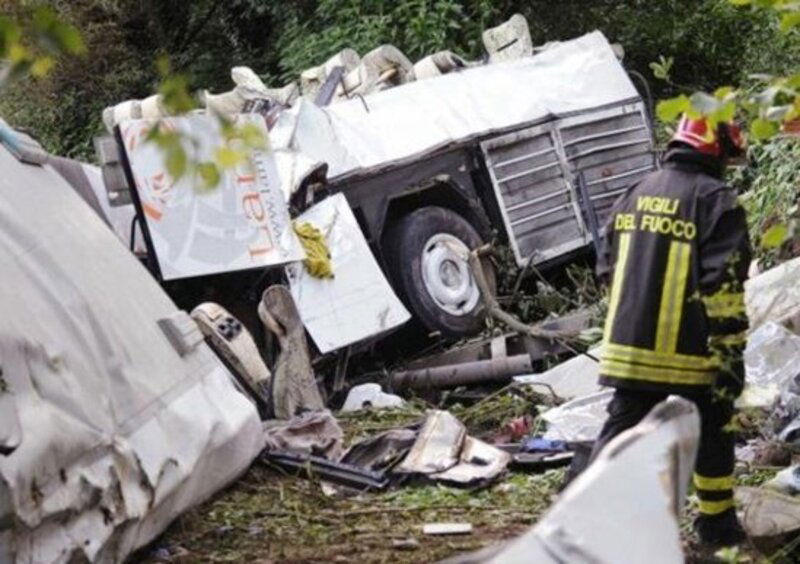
[670,115,746,158]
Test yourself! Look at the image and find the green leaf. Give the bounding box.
[165,147,188,179]
[239,123,267,150]
[656,94,690,122]
[215,147,246,168]
[750,118,779,140]
[761,223,789,249]
[780,12,800,32]
[714,86,735,100]
[196,162,221,191]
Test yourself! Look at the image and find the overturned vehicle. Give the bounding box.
[96,27,657,344]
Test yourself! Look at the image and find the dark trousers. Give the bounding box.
[590,387,736,517]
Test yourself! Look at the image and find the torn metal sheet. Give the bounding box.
[448,397,700,564]
[395,410,510,485]
[0,139,263,563]
[286,194,410,354]
[433,436,511,485]
[119,113,305,280]
[340,428,418,472]
[542,390,613,443]
[515,346,604,401]
[396,410,466,475]
[263,410,344,460]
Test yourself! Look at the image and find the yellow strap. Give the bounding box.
[600,358,716,386]
[604,342,718,371]
[655,241,691,353]
[698,498,735,516]
[293,221,334,279]
[603,233,632,340]
[702,291,745,319]
[694,473,734,491]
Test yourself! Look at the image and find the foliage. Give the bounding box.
[656,0,800,139]
[736,137,800,265]
[0,4,84,85]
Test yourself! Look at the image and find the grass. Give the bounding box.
[136,394,564,563]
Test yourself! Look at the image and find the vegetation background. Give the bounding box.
[0,0,798,260]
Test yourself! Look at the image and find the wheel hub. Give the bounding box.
[421,234,480,317]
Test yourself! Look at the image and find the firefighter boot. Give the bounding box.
[695,508,746,547]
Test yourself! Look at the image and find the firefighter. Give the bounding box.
[592,114,751,546]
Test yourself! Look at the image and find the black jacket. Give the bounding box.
[597,147,752,394]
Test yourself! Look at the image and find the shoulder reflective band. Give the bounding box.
[603,233,632,339]
[655,241,691,354]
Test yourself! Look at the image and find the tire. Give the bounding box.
[385,206,496,338]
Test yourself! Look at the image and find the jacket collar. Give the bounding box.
[662,147,724,179]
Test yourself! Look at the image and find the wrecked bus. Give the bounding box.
[96,30,657,343]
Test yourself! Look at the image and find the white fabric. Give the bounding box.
[0,142,263,563]
[272,31,638,185]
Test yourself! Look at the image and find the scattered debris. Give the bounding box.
[263,410,344,459]
[390,355,533,392]
[342,383,406,412]
[192,302,273,415]
[340,428,418,472]
[765,465,800,495]
[451,397,700,564]
[745,255,800,332]
[738,487,800,542]
[515,347,604,401]
[261,451,390,491]
[541,390,614,442]
[258,284,325,418]
[423,523,474,536]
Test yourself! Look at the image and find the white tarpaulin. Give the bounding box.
[271,31,637,189]
[286,194,410,353]
[120,113,304,280]
[0,134,263,563]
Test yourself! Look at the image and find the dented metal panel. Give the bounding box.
[481,122,586,266]
[481,102,656,266]
[557,102,656,228]
[0,140,263,564]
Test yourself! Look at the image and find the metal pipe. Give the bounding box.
[389,354,533,391]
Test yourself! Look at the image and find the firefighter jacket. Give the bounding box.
[597,147,752,394]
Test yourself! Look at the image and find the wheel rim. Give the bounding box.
[420,233,480,317]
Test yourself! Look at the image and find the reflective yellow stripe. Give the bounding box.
[600,358,716,386]
[604,233,632,339]
[655,241,691,353]
[709,333,747,347]
[694,473,734,491]
[702,291,745,319]
[698,498,735,516]
[604,343,718,371]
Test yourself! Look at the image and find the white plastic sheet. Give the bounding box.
[286,194,410,353]
[739,322,800,408]
[542,390,613,443]
[0,139,263,563]
[271,31,638,186]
